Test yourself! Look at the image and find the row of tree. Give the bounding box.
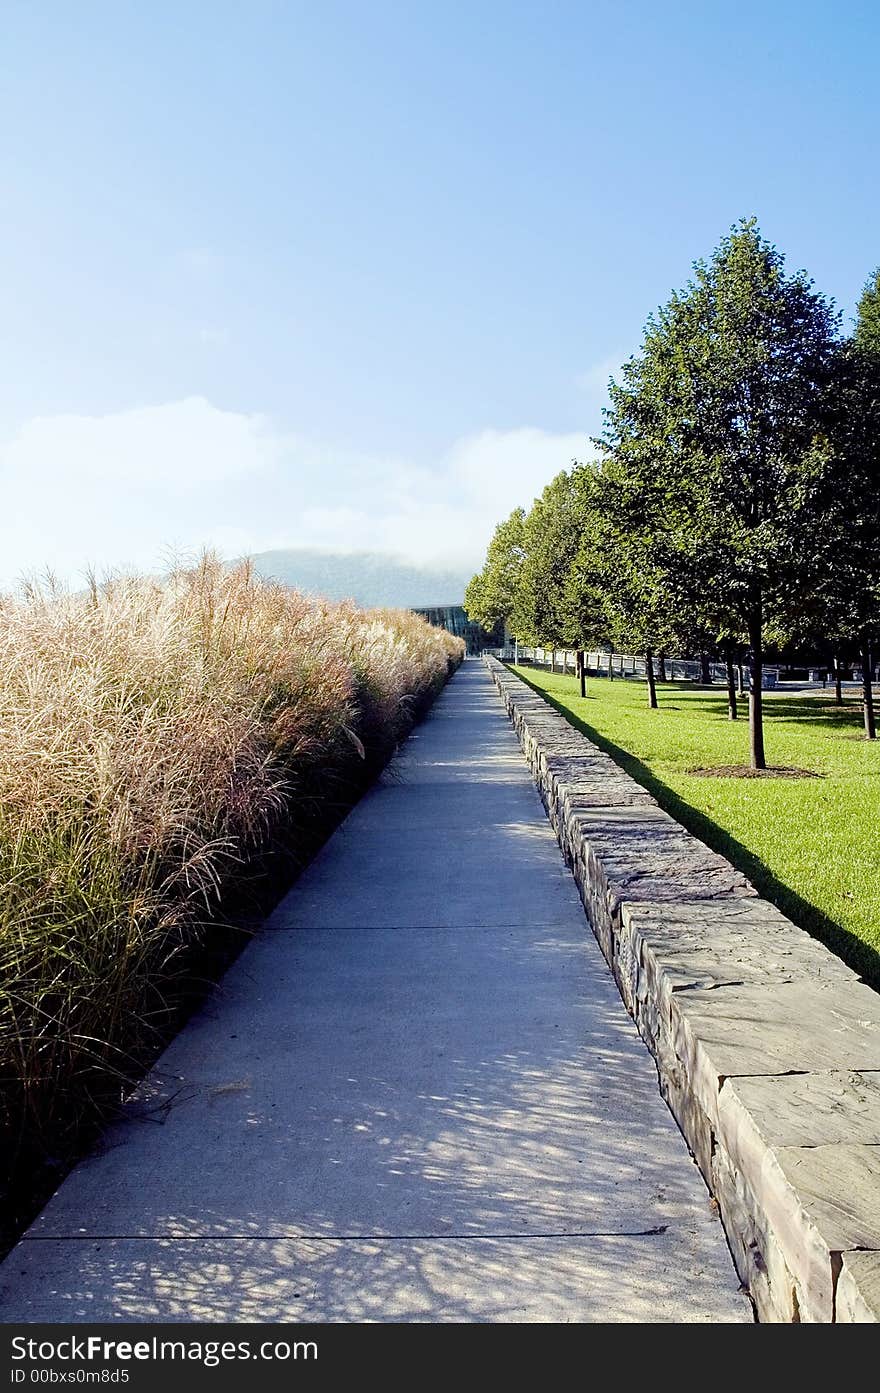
[465,220,880,769]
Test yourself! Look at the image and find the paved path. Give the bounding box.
[0,661,749,1322]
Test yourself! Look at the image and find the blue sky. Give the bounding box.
[1,1,878,584]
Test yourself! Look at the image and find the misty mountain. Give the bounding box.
[248,549,471,608]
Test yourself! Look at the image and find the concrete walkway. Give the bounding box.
[0,661,749,1322]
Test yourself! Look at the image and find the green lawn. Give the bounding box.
[511,663,880,988]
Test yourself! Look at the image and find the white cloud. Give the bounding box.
[447,428,587,512]
[0,398,595,587]
[3,397,276,488]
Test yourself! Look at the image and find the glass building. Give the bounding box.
[411,604,501,655]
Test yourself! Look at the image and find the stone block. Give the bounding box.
[485,655,880,1324]
[721,1071,880,1149]
[711,1145,802,1322]
[673,980,880,1134]
[837,1251,880,1322]
[571,806,756,911]
[619,900,857,1000]
[717,1077,880,1320]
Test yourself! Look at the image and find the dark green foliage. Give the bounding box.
[514,467,606,649]
[855,267,880,356]
[596,219,840,762]
[469,219,879,752]
[464,507,526,632]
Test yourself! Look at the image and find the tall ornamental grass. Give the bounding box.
[0,554,463,1209]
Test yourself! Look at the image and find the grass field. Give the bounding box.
[511,663,880,988]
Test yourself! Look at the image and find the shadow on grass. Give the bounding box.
[692,694,868,732]
[577,669,871,733]
[512,668,880,993]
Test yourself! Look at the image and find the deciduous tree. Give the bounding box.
[597,219,839,765]
[464,507,526,634]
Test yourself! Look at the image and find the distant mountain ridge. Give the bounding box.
[247,549,471,608]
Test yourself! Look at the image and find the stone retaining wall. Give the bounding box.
[484,655,880,1323]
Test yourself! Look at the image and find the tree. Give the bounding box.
[855,266,880,355]
[464,507,525,633]
[514,473,580,649]
[588,458,703,709]
[512,467,608,693]
[791,273,880,738]
[857,267,880,741]
[565,465,613,694]
[597,219,840,766]
[852,269,880,738]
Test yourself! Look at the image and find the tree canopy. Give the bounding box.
[596,219,840,763]
[466,219,880,760]
[463,507,525,633]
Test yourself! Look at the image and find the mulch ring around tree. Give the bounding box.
[687,764,823,779]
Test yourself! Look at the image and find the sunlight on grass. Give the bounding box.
[512,664,880,986]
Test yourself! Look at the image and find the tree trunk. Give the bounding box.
[577,649,586,698]
[861,644,876,740]
[725,650,738,721]
[737,658,746,695]
[748,605,766,770]
[608,648,614,681]
[700,651,712,685]
[657,651,667,682]
[645,650,658,709]
[833,653,843,706]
